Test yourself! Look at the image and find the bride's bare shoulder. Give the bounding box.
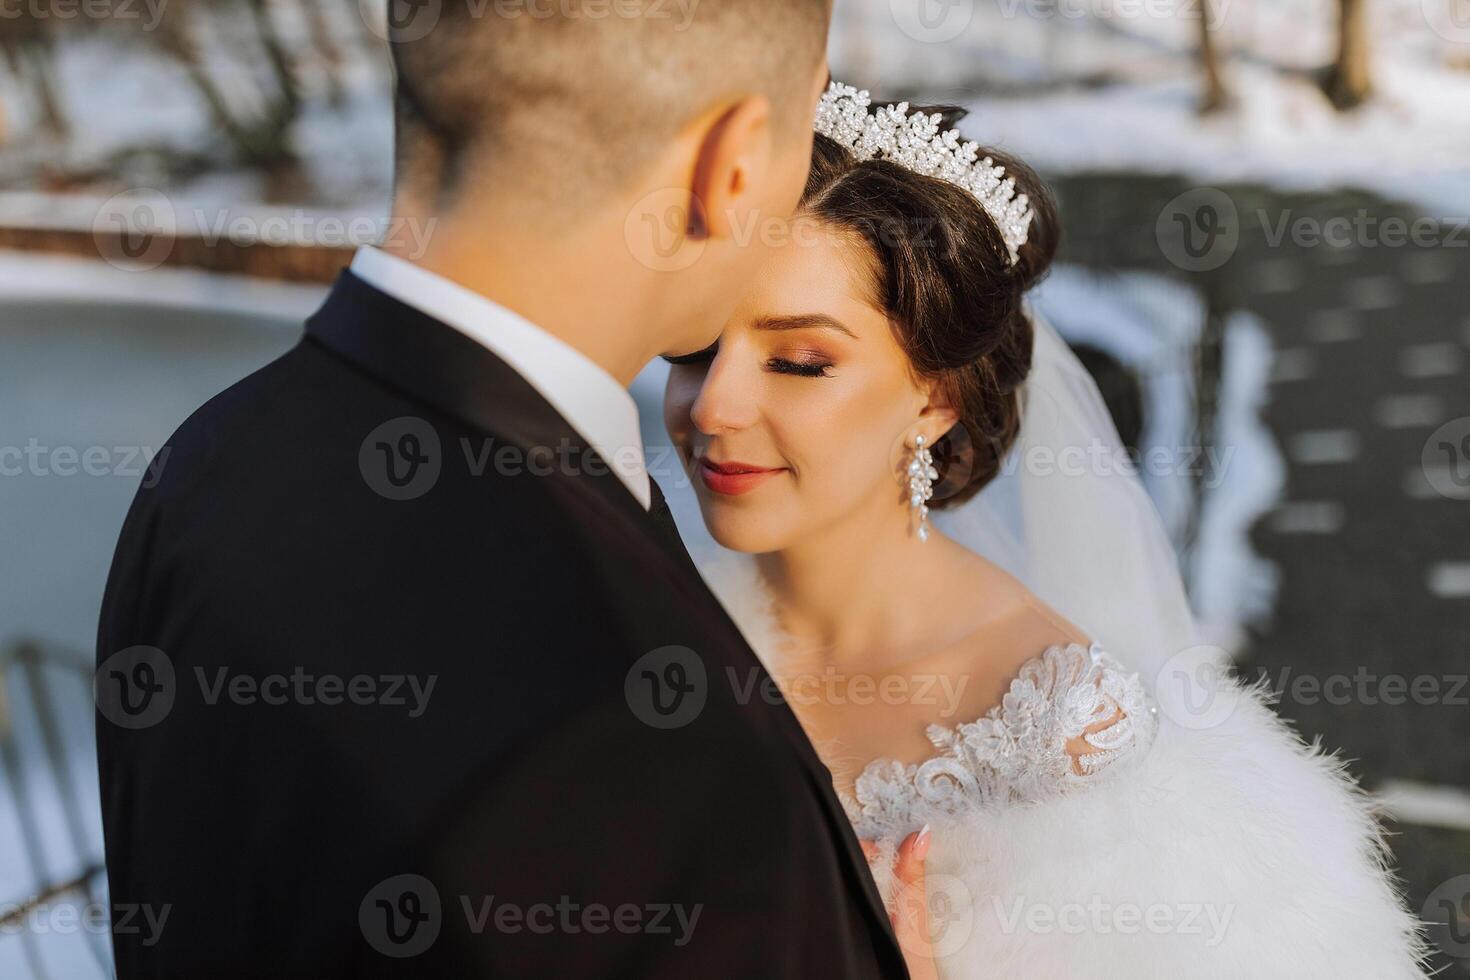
[892,542,1096,734]
[941,539,1092,653]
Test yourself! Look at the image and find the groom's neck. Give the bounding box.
[379,197,669,387]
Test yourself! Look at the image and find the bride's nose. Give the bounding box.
[689,350,758,436]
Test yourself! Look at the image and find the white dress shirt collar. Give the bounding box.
[350,246,650,510]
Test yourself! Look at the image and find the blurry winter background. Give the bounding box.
[1,0,1467,974]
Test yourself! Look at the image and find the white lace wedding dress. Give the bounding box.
[840,642,1153,844]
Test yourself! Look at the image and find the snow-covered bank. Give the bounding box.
[960,61,1470,219]
[0,248,325,320]
[838,0,1470,217]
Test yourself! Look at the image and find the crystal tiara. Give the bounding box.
[813,81,1033,266]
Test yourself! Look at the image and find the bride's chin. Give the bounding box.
[699,500,787,555]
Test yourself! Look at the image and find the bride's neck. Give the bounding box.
[757,495,948,666]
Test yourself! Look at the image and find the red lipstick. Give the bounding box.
[698,457,785,496]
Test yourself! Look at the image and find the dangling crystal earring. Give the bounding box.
[907,434,937,542]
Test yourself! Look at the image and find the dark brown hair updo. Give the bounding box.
[799,104,1059,507]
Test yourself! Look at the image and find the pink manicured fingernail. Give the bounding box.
[914,824,931,859]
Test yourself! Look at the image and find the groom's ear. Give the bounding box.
[685,95,775,242]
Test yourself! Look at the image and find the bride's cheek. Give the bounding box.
[787,433,853,510]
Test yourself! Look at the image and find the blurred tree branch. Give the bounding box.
[1,0,380,179]
[149,0,300,169]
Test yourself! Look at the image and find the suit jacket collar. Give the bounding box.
[347,247,650,510]
[305,269,649,528]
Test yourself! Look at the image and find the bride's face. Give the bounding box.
[663,231,950,553]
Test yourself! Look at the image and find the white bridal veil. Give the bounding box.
[930,313,1202,692]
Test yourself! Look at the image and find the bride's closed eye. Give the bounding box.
[767,353,834,378]
[661,341,834,378]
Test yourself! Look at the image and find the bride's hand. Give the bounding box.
[861,827,938,980]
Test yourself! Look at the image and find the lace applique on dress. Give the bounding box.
[839,643,1157,840]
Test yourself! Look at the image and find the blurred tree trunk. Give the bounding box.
[1197,0,1228,114]
[1322,0,1372,109]
[25,45,69,138]
[245,0,301,118]
[1,28,70,139]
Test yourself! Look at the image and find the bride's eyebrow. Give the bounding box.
[753,314,858,339]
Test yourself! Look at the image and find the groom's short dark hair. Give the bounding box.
[389,0,831,210]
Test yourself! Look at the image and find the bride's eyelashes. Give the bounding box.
[767,355,834,378]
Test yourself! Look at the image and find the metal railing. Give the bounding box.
[0,639,113,979]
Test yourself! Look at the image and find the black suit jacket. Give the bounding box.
[95,270,907,978]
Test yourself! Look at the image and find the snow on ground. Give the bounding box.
[960,60,1470,218]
